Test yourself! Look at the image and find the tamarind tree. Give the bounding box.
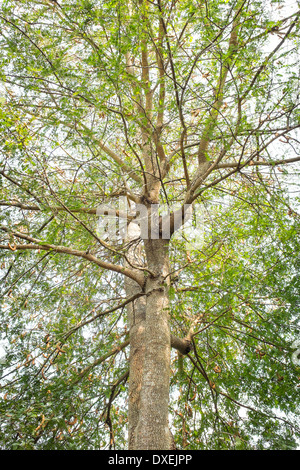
[0,0,300,450]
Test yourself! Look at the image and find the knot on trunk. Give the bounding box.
[170,335,193,355]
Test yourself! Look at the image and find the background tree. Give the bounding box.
[0,0,299,450]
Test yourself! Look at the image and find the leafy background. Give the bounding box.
[0,0,299,449]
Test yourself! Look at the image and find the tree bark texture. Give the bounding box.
[124,226,146,450]
[125,230,172,450]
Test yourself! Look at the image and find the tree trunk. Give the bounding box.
[134,238,171,450]
[124,226,146,450]
[126,233,172,450]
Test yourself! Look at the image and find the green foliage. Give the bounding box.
[0,0,299,450]
[169,183,300,449]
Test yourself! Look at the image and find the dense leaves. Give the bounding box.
[0,0,299,450]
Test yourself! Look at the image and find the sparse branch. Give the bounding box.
[0,201,135,221]
[105,369,129,450]
[73,120,143,185]
[197,10,241,165]
[139,0,153,118]
[242,10,300,45]
[99,140,143,185]
[215,155,300,169]
[63,292,146,339]
[186,126,300,204]
[240,13,300,102]
[156,0,190,187]
[0,227,145,286]
[155,18,166,132]
[0,14,64,87]
[73,341,130,384]
[218,389,300,433]
[0,170,44,206]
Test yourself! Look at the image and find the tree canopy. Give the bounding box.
[0,0,299,450]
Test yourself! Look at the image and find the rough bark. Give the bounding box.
[125,228,172,450]
[133,238,171,450]
[124,225,147,450]
[125,206,196,449]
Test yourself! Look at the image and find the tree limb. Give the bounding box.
[0,227,145,286]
